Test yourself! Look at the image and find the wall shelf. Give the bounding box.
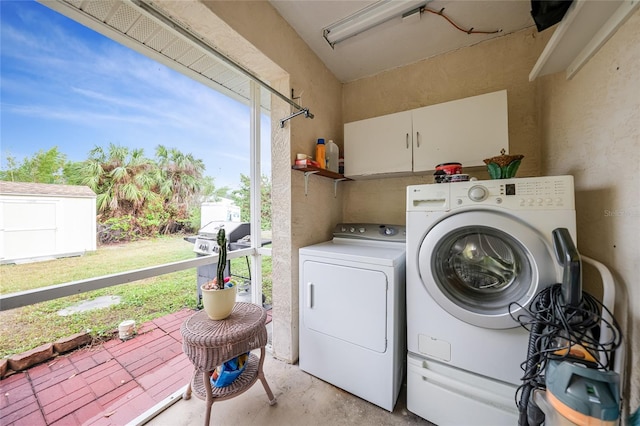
[292,165,350,196]
[529,0,640,81]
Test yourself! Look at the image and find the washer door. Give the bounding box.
[418,210,556,329]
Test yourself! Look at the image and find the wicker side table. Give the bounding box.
[180,302,276,426]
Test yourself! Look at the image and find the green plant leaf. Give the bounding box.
[487,162,502,179]
[505,159,521,178]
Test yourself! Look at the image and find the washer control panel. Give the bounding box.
[450,175,575,209]
[408,176,575,211]
[333,223,406,242]
[468,185,489,202]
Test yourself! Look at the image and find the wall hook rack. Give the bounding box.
[280,108,314,128]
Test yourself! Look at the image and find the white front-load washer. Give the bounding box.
[406,175,576,425]
[299,223,406,412]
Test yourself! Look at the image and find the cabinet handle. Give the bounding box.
[416,131,420,148]
[307,282,313,308]
[406,133,409,149]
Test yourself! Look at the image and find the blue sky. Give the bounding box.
[0,0,270,190]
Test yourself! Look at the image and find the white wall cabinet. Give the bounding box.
[344,110,413,177]
[344,90,508,178]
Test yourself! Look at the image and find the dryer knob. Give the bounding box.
[468,185,489,202]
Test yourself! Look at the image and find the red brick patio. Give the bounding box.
[1,307,272,425]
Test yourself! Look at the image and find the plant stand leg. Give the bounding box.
[183,375,193,400]
[203,370,214,426]
[257,347,277,405]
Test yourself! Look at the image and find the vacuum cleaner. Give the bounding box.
[538,358,620,425]
[512,228,622,426]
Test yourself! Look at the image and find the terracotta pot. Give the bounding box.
[201,285,236,320]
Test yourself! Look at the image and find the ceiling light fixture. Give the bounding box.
[322,0,431,48]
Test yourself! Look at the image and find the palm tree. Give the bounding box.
[154,145,205,211]
[73,143,225,237]
[78,143,158,218]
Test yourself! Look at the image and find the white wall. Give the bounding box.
[539,9,640,417]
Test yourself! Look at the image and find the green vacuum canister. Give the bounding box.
[544,360,620,425]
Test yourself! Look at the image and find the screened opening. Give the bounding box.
[0,0,273,357]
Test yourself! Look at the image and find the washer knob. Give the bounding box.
[468,185,489,202]
[359,227,365,233]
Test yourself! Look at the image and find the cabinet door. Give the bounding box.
[412,90,508,171]
[344,111,413,177]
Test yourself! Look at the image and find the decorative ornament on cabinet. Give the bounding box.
[483,149,524,179]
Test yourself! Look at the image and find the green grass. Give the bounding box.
[0,235,272,358]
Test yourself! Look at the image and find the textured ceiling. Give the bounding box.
[270,0,536,82]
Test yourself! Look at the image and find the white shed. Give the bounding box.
[0,182,97,264]
[200,198,241,228]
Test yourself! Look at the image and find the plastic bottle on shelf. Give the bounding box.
[326,140,339,173]
[315,138,326,169]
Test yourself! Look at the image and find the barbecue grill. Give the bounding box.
[190,221,251,307]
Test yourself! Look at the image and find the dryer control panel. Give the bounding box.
[333,223,406,242]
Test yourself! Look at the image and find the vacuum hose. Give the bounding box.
[518,289,549,426]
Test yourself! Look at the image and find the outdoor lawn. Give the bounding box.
[0,235,272,358]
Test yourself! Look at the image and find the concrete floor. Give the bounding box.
[144,353,433,426]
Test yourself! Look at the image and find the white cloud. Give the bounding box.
[0,1,271,184]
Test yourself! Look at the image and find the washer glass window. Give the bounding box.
[431,226,532,315]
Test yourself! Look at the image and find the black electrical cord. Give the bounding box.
[509,284,622,426]
[517,289,549,426]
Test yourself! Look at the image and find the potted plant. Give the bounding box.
[201,227,237,320]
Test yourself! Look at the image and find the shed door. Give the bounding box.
[301,260,388,353]
[2,201,57,261]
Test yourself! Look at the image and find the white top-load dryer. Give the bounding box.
[299,224,406,412]
[406,176,576,425]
